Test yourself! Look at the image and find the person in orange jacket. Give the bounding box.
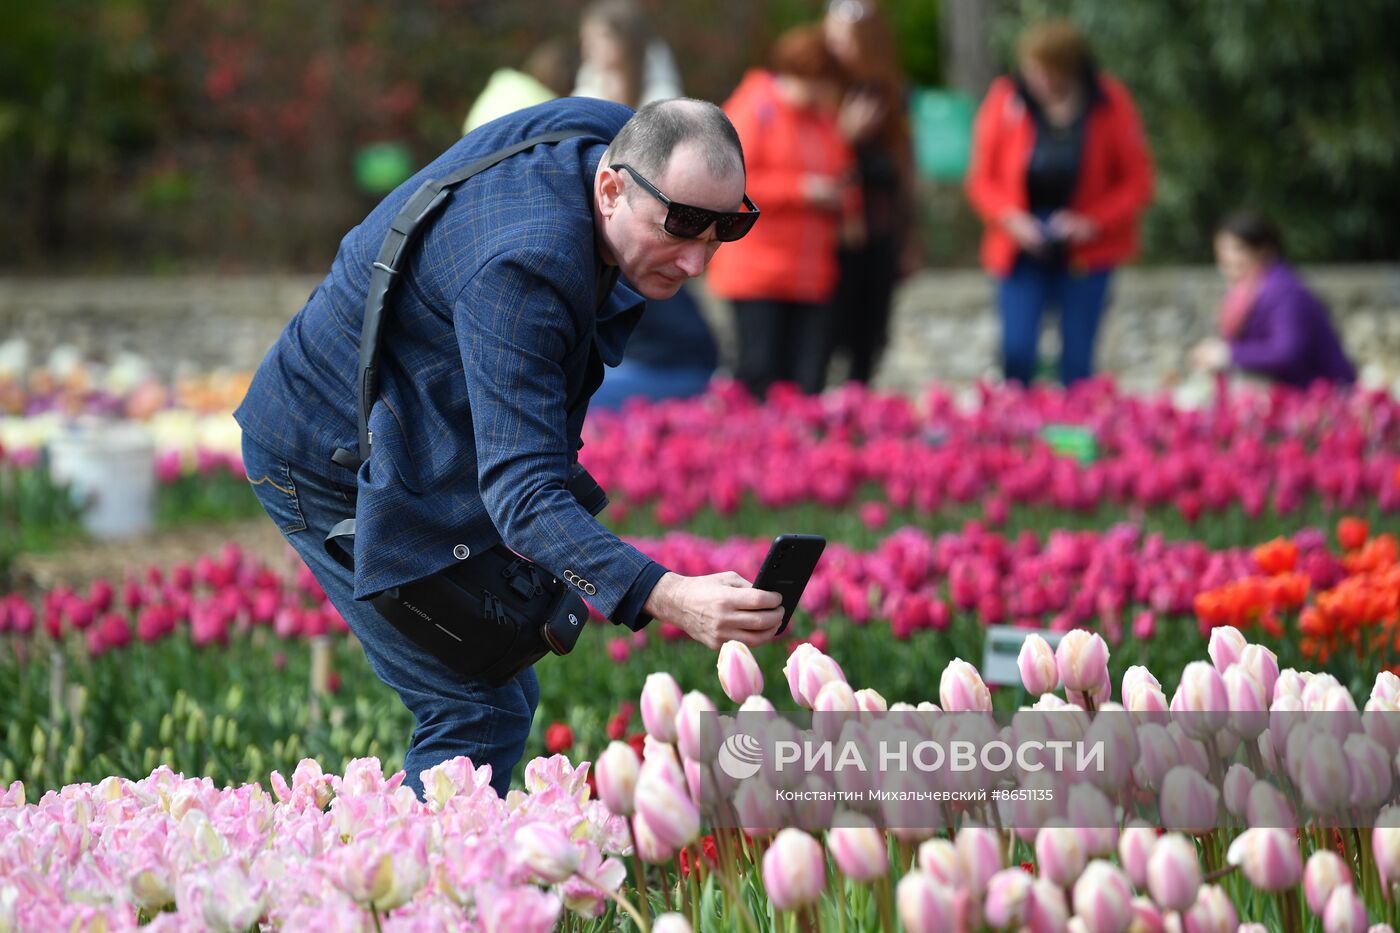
[705,25,861,398]
[966,20,1154,387]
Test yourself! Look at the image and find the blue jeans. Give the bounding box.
[997,254,1113,386]
[590,361,713,411]
[241,433,539,799]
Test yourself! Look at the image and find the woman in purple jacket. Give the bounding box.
[1191,210,1356,387]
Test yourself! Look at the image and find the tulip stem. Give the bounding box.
[1202,863,1238,883]
[630,855,652,929]
[1276,887,1303,933]
[370,907,383,933]
[875,875,896,933]
[581,871,650,933]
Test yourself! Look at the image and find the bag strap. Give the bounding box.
[332,127,597,473]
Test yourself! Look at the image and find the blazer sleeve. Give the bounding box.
[1080,80,1155,233]
[965,79,1020,224]
[456,247,660,623]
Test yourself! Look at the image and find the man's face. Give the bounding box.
[595,140,746,300]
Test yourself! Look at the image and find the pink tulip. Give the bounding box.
[1223,667,1268,739]
[897,872,968,933]
[1055,629,1109,695]
[739,694,776,714]
[984,868,1033,927]
[1226,827,1302,891]
[853,687,887,714]
[1247,780,1298,830]
[827,816,888,882]
[1171,662,1229,739]
[1024,878,1069,933]
[1373,810,1400,890]
[1346,734,1393,809]
[1274,668,1307,703]
[1207,626,1247,672]
[917,838,963,888]
[1034,824,1086,887]
[515,822,581,884]
[939,658,992,712]
[1238,643,1280,701]
[674,691,717,762]
[1305,850,1352,915]
[595,741,641,817]
[717,640,763,703]
[1128,897,1165,933]
[641,673,682,743]
[1160,766,1219,834]
[1223,763,1255,818]
[477,882,562,933]
[1018,634,1059,695]
[1373,671,1400,705]
[1182,884,1237,933]
[630,810,676,865]
[1121,665,1161,699]
[1117,822,1158,889]
[633,754,699,850]
[1072,860,1133,933]
[734,780,785,836]
[762,829,826,911]
[795,653,847,709]
[1292,729,1352,815]
[956,826,1003,897]
[1146,833,1200,912]
[1324,885,1368,933]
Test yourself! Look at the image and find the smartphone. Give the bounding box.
[752,534,827,637]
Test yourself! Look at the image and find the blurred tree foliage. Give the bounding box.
[994,0,1400,262]
[0,0,1393,270]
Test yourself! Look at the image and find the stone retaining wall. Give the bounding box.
[2,267,1396,393]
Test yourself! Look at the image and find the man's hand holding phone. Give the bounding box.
[642,535,826,649]
[644,572,784,649]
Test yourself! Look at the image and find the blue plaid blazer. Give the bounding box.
[236,98,664,623]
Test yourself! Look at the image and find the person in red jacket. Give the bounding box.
[705,25,860,398]
[966,21,1154,387]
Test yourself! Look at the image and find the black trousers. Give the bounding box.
[731,299,833,399]
[829,238,899,385]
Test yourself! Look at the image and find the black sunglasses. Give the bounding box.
[611,163,760,242]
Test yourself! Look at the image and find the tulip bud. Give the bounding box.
[916,838,963,888]
[1274,668,1307,704]
[1373,671,1400,705]
[1034,823,1086,888]
[1146,833,1200,912]
[674,691,718,762]
[854,688,887,714]
[1072,860,1133,933]
[955,826,1002,896]
[762,829,826,911]
[1171,662,1229,739]
[1160,766,1219,834]
[717,641,763,704]
[1128,897,1164,933]
[739,694,776,714]
[827,815,888,882]
[1305,850,1352,915]
[1025,878,1069,932]
[897,873,967,933]
[1372,808,1400,889]
[634,754,700,850]
[1346,733,1393,809]
[1226,827,1302,891]
[595,741,641,817]
[631,810,675,865]
[1183,884,1237,933]
[734,779,785,837]
[1207,626,1246,672]
[1223,763,1255,818]
[1121,665,1161,700]
[783,643,820,705]
[515,822,581,884]
[1056,629,1109,695]
[796,654,846,709]
[1117,822,1158,889]
[1018,634,1059,695]
[1323,884,1368,933]
[641,673,683,743]
[1238,644,1279,702]
[983,868,1033,928]
[939,658,992,713]
[1067,784,1117,857]
[1246,779,1297,830]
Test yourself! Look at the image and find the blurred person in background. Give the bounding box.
[966,20,1154,387]
[822,0,919,386]
[462,38,578,135]
[572,0,719,409]
[573,0,682,108]
[1190,210,1355,387]
[705,25,860,398]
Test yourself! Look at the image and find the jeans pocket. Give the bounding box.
[246,453,307,534]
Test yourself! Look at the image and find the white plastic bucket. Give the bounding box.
[47,421,157,540]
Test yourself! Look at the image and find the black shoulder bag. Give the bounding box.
[323,129,607,687]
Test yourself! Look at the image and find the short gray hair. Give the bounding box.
[604,98,745,181]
